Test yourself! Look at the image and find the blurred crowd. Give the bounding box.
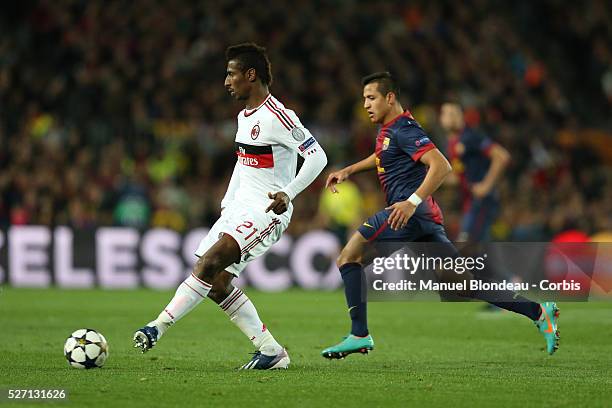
[1,0,611,241]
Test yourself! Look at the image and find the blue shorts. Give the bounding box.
[358,209,450,243]
[461,196,499,242]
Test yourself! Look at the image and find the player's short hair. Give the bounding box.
[362,71,400,98]
[226,43,273,86]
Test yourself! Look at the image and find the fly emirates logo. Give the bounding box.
[236,146,274,168]
[238,147,260,166]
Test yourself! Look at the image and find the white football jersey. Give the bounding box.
[223,94,321,216]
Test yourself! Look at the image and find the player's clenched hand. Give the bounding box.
[386,201,417,230]
[266,191,290,214]
[325,168,351,193]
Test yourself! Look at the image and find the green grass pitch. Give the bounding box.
[0,287,611,407]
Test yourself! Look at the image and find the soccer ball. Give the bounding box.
[64,329,109,369]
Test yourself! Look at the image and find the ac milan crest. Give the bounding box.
[251,124,261,140]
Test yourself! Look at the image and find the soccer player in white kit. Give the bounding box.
[133,43,328,370]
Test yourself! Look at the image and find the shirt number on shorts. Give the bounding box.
[236,221,258,240]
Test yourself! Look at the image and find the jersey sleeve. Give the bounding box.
[396,122,437,162]
[268,108,321,157]
[220,161,240,209]
[268,108,327,201]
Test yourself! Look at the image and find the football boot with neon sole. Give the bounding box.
[321,334,374,359]
[535,302,560,355]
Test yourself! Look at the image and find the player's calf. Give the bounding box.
[132,273,213,353]
[206,270,235,304]
[219,287,285,357]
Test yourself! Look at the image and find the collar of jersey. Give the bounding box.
[381,110,411,130]
[244,94,272,117]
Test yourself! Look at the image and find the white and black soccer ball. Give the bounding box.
[64,329,109,369]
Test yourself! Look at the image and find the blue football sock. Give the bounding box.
[470,281,541,321]
[339,263,369,337]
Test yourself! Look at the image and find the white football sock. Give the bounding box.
[149,273,212,337]
[220,287,283,356]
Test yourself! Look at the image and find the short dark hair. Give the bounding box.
[226,43,273,86]
[362,71,400,97]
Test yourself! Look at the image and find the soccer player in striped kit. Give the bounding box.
[321,72,559,359]
[134,43,327,370]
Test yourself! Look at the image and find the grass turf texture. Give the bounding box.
[0,288,610,408]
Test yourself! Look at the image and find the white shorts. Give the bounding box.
[194,202,290,276]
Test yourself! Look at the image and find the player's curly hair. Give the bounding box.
[362,71,400,98]
[226,43,273,86]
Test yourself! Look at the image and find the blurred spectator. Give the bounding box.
[317,178,365,242]
[0,0,610,240]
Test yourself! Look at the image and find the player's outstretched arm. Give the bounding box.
[325,153,376,193]
[387,149,452,230]
[266,144,328,215]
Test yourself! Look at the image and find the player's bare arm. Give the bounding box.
[471,144,510,198]
[325,153,376,193]
[387,148,452,230]
[443,171,460,186]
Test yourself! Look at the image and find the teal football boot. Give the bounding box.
[321,334,374,359]
[535,302,560,355]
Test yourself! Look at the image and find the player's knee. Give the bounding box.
[194,254,224,281]
[336,249,361,269]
